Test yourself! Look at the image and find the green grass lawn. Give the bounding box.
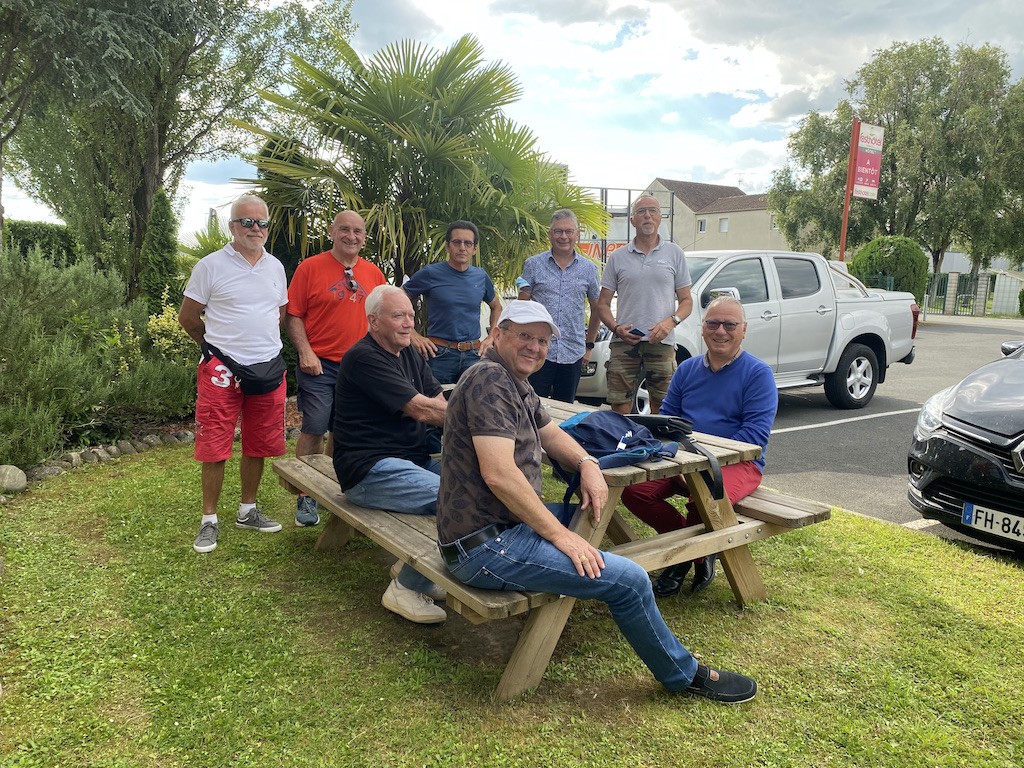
[1,445,1022,767]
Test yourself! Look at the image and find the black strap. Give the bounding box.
[629,415,724,500]
[678,434,724,501]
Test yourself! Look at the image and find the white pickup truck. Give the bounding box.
[577,249,919,410]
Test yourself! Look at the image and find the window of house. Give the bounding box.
[698,219,707,233]
[718,217,729,233]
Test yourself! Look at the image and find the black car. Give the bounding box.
[908,340,1024,554]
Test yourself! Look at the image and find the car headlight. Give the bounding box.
[914,386,954,440]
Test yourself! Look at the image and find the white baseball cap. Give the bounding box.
[498,300,561,337]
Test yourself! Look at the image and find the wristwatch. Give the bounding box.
[577,455,600,470]
[670,314,682,326]
[585,341,595,349]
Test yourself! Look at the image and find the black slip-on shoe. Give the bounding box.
[684,664,757,704]
[652,562,693,598]
[690,553,717,594]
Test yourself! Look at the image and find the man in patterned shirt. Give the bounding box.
[517,209,601,402]
[434,299,758,704]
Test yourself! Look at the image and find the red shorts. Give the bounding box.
[193,355,286,463]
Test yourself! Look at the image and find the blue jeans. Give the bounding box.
[444,504,698,691]
[346,457,441,595]
[427,347,480,384]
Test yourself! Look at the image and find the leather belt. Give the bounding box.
[428,336,481,352]
[438,523,510,565]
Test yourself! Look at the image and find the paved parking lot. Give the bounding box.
[763,313,1024,556]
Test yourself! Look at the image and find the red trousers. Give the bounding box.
[621,462,763,562]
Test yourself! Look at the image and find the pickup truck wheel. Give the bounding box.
[824,343,878,409]
[633,378,651,415]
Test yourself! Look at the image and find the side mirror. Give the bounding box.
[702,286,741,307]
[1000,340,1024,357]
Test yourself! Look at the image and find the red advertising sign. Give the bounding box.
[852,122,885,200]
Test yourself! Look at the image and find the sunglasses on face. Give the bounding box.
[231,217,270,230]
[703,320,740,332]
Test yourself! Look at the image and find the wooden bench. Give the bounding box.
[273,443,831,700]
[273,453,560,624]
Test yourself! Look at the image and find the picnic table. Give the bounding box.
[273,397,830,700]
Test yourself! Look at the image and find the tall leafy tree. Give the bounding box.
[242,34,607,287]
[8,0,355,297]
[769,38,1016,272]
[0,0,158,249]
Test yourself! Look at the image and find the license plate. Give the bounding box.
[962,502,1024,543]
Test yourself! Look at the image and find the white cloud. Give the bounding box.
[9,0,1024,234]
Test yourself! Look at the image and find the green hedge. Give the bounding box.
[0,243,195,467]
[3,219,83,266]
[849,236,929,304]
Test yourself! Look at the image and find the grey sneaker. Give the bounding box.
[193,522,219,553]
[235,505,282,533]
[295,494,320,527]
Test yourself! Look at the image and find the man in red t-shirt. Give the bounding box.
[286,210,386,526]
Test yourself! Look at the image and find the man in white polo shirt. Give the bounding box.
[179,194,289,553]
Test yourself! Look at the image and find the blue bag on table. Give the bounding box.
[552,411,679,515]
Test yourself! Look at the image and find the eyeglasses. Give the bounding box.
[703,319,741,332]
[550,228,577,237]
[448,239,476,249]
[510,329,551,348]
[633,206,660,217]
[231,217,270,229]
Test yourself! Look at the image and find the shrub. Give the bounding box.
[140,188,180,315]
[148,287,196,368]
[2,219,82,266]
[849,236,929,304]
[0,244,196,466]
[1019,287,1024,317]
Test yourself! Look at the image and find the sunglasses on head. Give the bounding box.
[231,217,270,229]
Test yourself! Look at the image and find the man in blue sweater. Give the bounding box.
[622,296,778,595]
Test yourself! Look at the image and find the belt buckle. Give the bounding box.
[457,340,472,352]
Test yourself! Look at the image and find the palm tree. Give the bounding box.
[237,33,607,288]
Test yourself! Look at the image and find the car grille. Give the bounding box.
[945,425,1023,479]
[923,477,1019,515]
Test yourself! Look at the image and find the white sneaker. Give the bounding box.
[381,579,447,624]
[389,561,447,601]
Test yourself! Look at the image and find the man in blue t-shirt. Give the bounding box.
[622,296,778,596]
[404,220,503,384]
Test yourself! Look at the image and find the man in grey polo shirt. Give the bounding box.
[596,194,693,415]
[516,209,601,402]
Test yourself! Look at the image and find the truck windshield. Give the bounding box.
[686,257,716,284]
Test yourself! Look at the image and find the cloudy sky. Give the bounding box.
[6,0,1023,236]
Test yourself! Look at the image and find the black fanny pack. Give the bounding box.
[203,342,286,395]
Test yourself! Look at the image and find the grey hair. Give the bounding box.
[632,193,660,214]
[230,193,268,218]
[550,208,578,227]
[364,284,407,318]
[705,295,746,321]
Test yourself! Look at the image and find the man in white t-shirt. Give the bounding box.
[178,194,289,553]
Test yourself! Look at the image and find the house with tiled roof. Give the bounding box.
[646,177,790,251]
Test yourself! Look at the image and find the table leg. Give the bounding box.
[684,471,768,606]
[314,513,353,551]
[494,488,624,700]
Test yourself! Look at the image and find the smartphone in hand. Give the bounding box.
[628,328,646,337]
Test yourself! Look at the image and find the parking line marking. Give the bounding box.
[903,518,943,531]
[772,408,922,434]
